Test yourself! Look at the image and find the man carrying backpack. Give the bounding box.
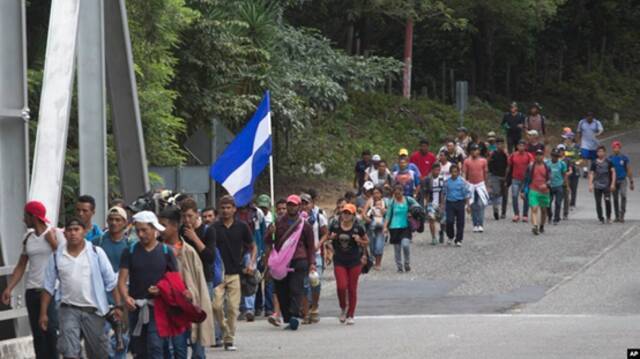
[96,206,135,358]
[40,217,118,359]
[117,211,179,358]
[267,195,315,331]
[522,149,551,235]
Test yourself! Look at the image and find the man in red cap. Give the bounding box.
[609,140,634,222]
[1,201,65,359]
[267,194,314,331]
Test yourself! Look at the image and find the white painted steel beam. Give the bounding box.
[29,0,81,225]
[78,0,107,223]
[0,0,30,337]
[105,0,149,203]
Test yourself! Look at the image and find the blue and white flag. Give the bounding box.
[210,92,272,207]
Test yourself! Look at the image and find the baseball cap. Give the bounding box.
[612,140,622,148]
[256,194,271,208]
[24,201,50,223]
[469,143,479,151]
[535,149,544,155]
[551,149,560,157]
[65,217,86,229]
[107,206,127,221]
[398,148,409,156]
[457,126,468,133]
[286,194,301,206]
[363,181,375,192]
[518,139,527,145]
[372,154,381,162]
[300,193,312,204]
[556,144,567,151]
[561,131,575,139]
[487,131,496,139]
[342,204,356,215]
[527,129,539,137]
[132,210,166,232]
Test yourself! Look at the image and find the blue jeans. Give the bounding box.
[549,185,564,222]
[129,308,164,359]
[471,191,485,226]
[511,179,529,217]
[393,237,411,269]
[240,253,256,314]
[369,229,385,256]
[163,330,188,359]
[104,320,130,359]
[304,253,324,301]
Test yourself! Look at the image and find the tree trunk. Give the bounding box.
[484,19,496,96]
[599,35,607,72]
[450,69,455,103]
[506,61,511,99]
[346,22,355,55]
[441,60,446,102]
[402,17,414,99]
[558,48,564,82]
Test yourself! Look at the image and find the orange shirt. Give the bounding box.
[463,157,488,184]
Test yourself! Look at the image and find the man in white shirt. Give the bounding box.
[39,217,119,359]
[1,201,64,359]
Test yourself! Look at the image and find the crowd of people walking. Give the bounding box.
[0,103,634,358]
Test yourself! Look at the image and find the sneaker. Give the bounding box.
[346,317,355,325]
[522,216,528,223]
[454,241,462,247]
[620,217,625,223]
[310,311,320,324]
[472,226,479,233]
[431,237,438,245]
[286,317,300,331]
[539,225,545,233]
[404,265,411,272]
[447,239,453,245]
[302,316,312,325]
[268,315,282,327]
[552,221,558,225]
[237,312,245,321]
[212,342,223,348]
[397,267,404,273]
[478,226,484,233]
[224,343,237,351]
[532,226,539,235]
[599,219,605,224]
[245,312,255,322]
[512,215,520,222]
[614,218,620,223]
[265,310,274,317]
[501,213,506,219]
[493,210,499,220]
[339,310,347,323]
[255,309,263,317]
[563,215,568,220]
[439,232,445,243]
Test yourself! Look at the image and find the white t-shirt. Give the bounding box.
[438,161,452,180]
[58,245,96,308]
[308,207,328,255]
[23,227,66,290]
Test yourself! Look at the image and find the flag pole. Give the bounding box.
[267,92,275,210]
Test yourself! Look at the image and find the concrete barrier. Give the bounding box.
[0,336,34,359]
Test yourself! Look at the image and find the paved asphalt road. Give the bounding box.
[210,130,640,358]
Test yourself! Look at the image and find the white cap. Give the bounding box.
[132,210,166,232]
[527,129,539,137]
[363,181,375,191]
[372,154,381,162]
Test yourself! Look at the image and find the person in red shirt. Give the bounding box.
[507,140,534,222]
[410,139,436,207]
[463,144,489,232]
[521,149,551,235]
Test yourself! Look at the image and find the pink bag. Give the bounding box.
[268,212,307,281]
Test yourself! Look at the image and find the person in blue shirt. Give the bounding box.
[96,206,135,359]
[546,149,568,225]
[76,195,103,243]
[609,140,634,222]
[442,165,471,247]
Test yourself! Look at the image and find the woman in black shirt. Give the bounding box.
[320,203,368,325]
